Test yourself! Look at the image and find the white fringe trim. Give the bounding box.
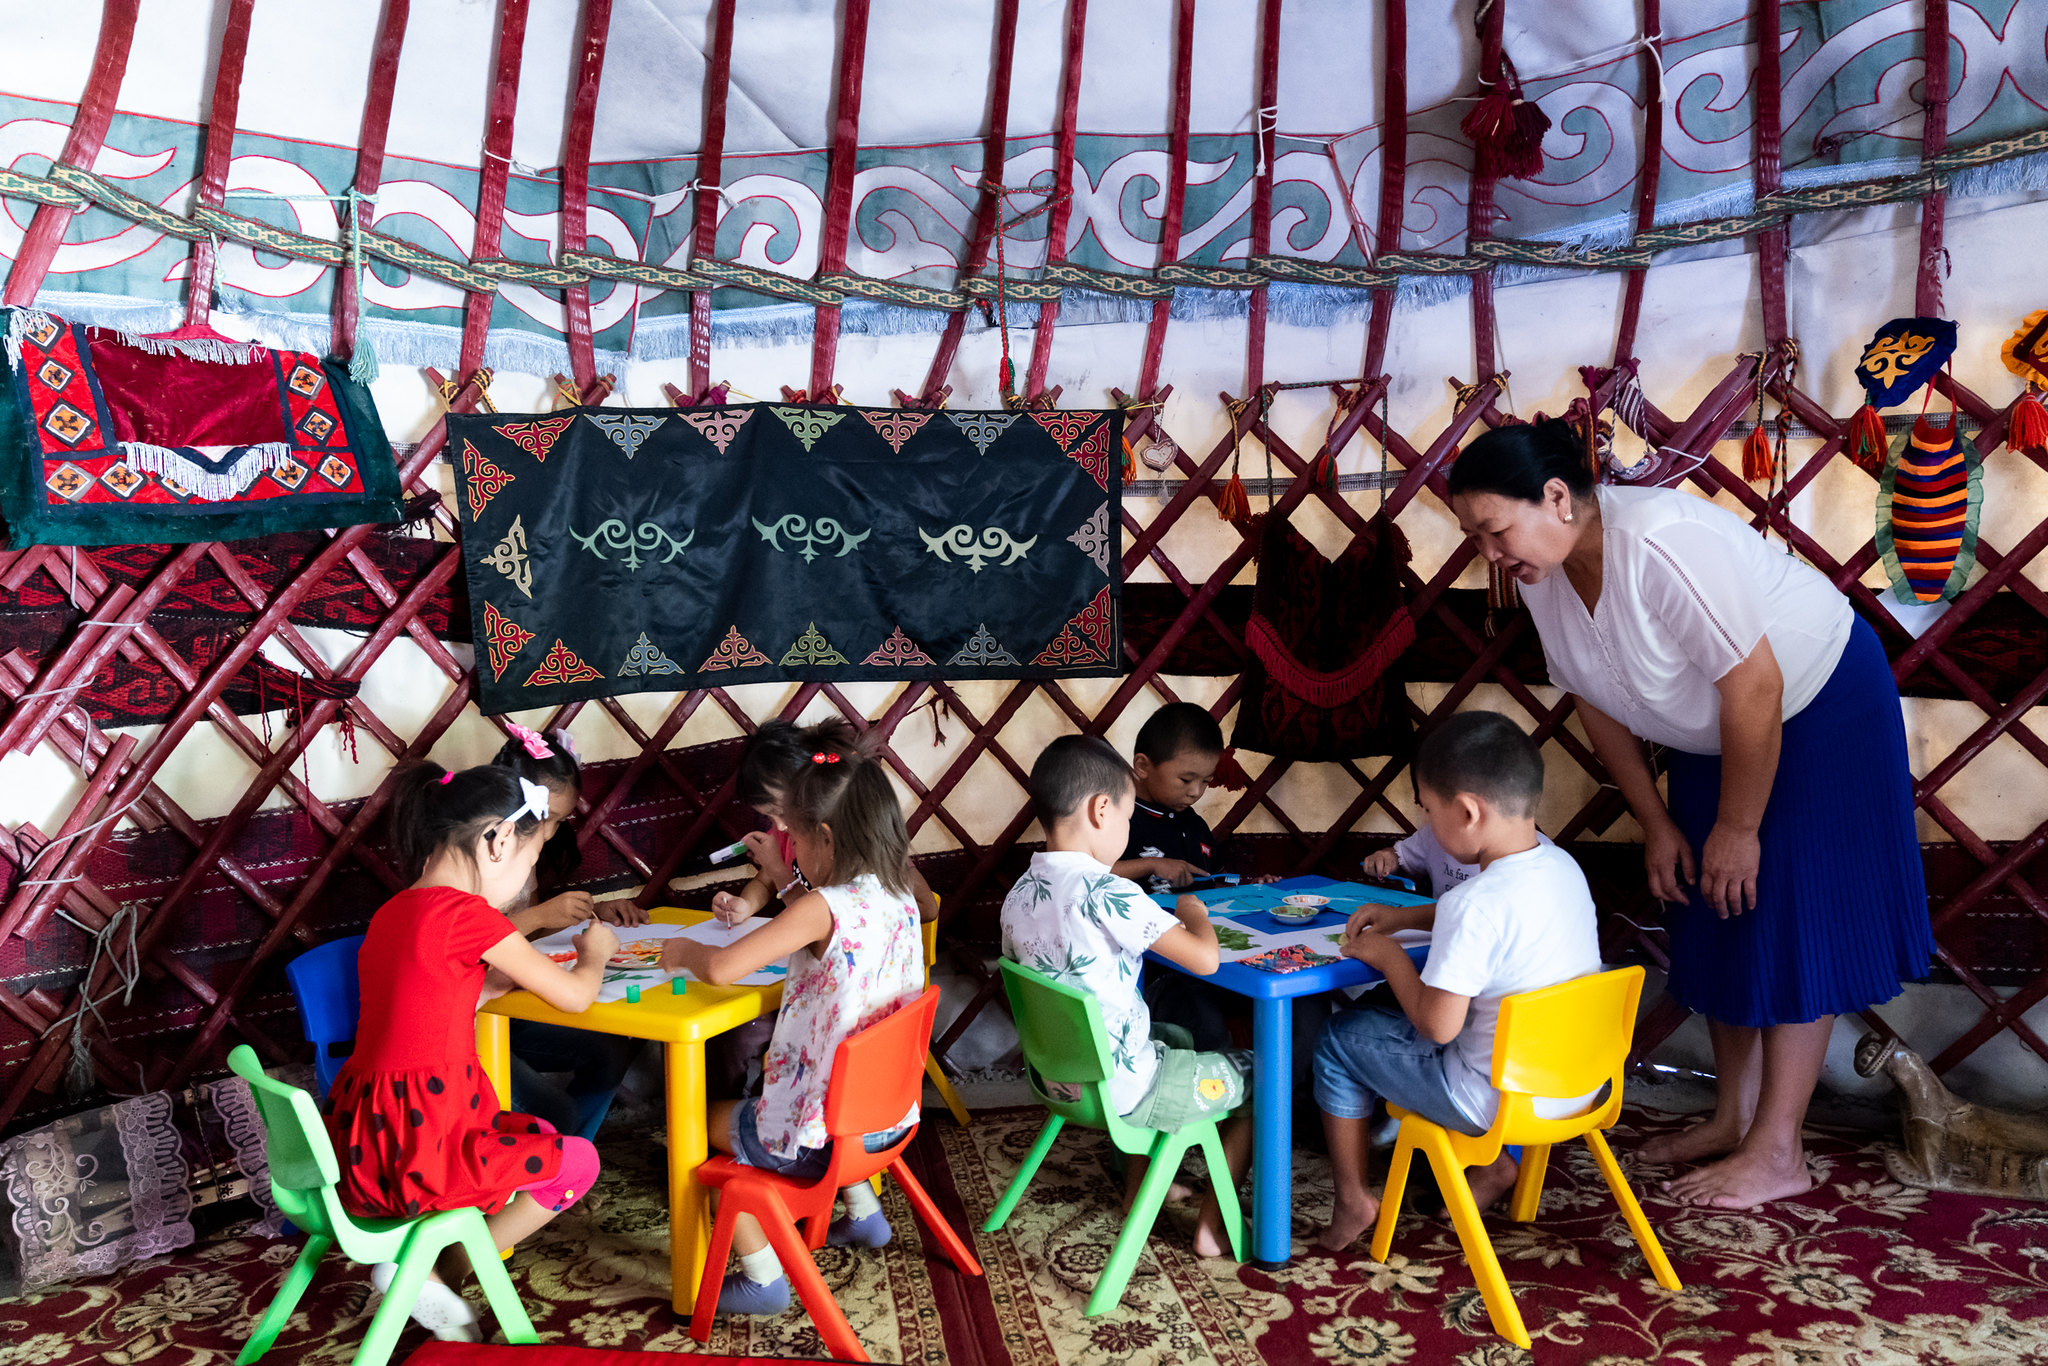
[98,328,265,365]
[121,441,293,501]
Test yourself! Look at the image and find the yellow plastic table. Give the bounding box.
[474,908,780,1314]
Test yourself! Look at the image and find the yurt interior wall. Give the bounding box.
[0,0,2044,1132]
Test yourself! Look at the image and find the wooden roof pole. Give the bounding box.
[686,0,740,399]
[560,0,615,391]
[459,0,533,379]
[332,0,413,371]
[1361,0,1404,379]
[183,0,258,326]
[1132,0,1197,403]
[1612,0,1663,364]
[1243,0,1282,394]
[1022,0,1090,403]
[808,0,875,396]
[2,0,140,306]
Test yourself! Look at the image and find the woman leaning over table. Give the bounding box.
[1444,419,1933,1209]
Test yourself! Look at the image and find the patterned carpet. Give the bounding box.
[7,1104,2048,1364]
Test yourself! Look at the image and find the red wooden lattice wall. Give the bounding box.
[0,0,2041,1133]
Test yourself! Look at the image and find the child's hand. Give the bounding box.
[1340,926,1401,969]
[596,898,651,927]
[1154,858,1210,887]
[711,890,755,928]
[744,830,793,887]
[532,891,595,930]
[574,920,619,964]
[478,967,517,1004]
[1173,893,1210,927]
[1361,848,1400,878]
[1344,901,1423,939]
[661,937,708,978]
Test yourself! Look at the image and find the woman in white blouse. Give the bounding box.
[1447,420,1932,1210]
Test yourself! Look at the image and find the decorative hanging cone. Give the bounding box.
[1211,746,1251,792]
[2008,390,2048,454]
[998,356,1016,405]
[1460,86,1550,179]
[1846,403,1889,473]
[1217,469,1250,523]
[1741,426,1773,481]
[1121,436,1138,486]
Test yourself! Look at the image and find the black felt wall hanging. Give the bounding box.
[452,403,1123,715]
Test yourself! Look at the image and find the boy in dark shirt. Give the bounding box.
[1114,704,1224,894]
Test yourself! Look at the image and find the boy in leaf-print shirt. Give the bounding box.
[1001,735,1253,1258]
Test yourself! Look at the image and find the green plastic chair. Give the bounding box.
[982,960,1244,1315]
[226,1045,537,1366]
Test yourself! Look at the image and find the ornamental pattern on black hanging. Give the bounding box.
[451,403,1124,715]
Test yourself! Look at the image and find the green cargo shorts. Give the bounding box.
[1121,1022,1252,1130]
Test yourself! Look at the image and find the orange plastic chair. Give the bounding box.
[1369,965,1680,1348]
[689,985,983,1361]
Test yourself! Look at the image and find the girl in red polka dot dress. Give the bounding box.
[325,762,618,1341]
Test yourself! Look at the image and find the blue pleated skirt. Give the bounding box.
[1664,616,1935,1026]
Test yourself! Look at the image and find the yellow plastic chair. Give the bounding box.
[922,917,972,1127]
[1369,965,1680,1348]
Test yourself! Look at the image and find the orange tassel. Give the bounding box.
[1846,403,1888,474]
[1211,747,1251,792]
[1741,426,1773,481]
[1217,469,1249,523]
[2009,391,2048,454]
[1121,437,1138,486]
[1309,447,1338,490]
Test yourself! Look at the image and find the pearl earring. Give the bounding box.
[1563,511,1575,523]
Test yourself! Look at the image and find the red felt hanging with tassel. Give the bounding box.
[1459,56,1552,180]
[1846,403,1889,474]
[2009,389,2048,455]
[1217,467,1249,523]
[1741,426,1774,482]
[1210,747,1251,792]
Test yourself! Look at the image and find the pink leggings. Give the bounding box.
[514,1118,600,1213]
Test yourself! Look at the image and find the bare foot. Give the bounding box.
[1462,1155,1520,1213]
[1637,1113,1748,1167]
[1122,1181,1195,1214]
[1662,1144,1812,1209]
[1315,1189,1381,1253]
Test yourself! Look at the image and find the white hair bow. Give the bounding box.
[510,777,551,824]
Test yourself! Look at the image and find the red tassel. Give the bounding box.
[1211,747,1251,792]
[1846,403,1888,474]
[1217,470,1249,523]
[1460,81,1551,180]
[1309,447,1338,490]
[1742,426,1773,481]
[1121,437,1138,486]
[2009,391,2048,454]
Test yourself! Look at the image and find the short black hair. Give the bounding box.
[1133,702,1224,764]
[1412,710,1544,818]
[1029,735,1135,825]
[1445,418,1594,504]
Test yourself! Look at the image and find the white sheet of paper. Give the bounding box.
[1217,921,1431,964]
[662,916,791,987]
[526,919,788,1000]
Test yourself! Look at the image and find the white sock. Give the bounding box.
[737,1244,783,1285]
[842,1182,882,1221]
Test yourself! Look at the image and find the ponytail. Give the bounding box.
[489,727,583,889]
[782,736,911,900]
[388,762,544,880]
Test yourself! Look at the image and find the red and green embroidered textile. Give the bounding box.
[451,402,1122,714]
[1877,416,1984,604]
[0,307,401,545]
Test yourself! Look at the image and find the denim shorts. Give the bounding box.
[1311,1006,1485,1136]
[729,1096,911,1183]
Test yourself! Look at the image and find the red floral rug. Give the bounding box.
[6,1104,2048,1364]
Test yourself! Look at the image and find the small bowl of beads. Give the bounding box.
[1272,894,1330,923]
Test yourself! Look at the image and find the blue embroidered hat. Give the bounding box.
[1855,316,1959,407]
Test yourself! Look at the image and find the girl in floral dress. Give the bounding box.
[663,737,923,1315]
[326,763,618,1341]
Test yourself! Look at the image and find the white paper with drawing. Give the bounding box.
[527,919,787,1002]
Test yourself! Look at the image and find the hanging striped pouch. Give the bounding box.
[1876,416,1984,604]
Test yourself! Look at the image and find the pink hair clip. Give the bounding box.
[437,770,454,786]
[810,751,842,764]
[506,722,553,761]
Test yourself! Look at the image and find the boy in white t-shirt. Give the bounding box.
[1002,735,1253,1258]
[1313,711,1601,1252]
[1364,821,1555,899]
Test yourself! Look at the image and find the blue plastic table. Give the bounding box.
[1145,873,1431,1269]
